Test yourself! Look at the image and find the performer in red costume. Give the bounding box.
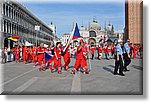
[106,45,112,60]
[111,44,116,59]
[31,44,37,67]
[14,45,20,63]
[98,45,102,60]
[104,45,107,59]
[22,45,28,64]
[90,45,95,60]
[38,43,46,71]
[28,46,32,62]
[47,45,54,72]
[133,44,138,59]
[71,39,89,74]
[63,42,70,71]
[53,42,62,74]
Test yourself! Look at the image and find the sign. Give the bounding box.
[35,25,40,31]
[81,31,89,38]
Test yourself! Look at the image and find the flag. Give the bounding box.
[44,52,53,63]
[8,37,18,42]
[72,23,80,39]
[63,23,80,52]
[12,36,20,39]
[8,36,20,42]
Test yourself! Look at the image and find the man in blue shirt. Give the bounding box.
[114,39,125,76]
[123,39,131,72]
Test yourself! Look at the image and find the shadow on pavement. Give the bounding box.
[103,67,114,74]
[108,65,115,68]
[132,65,143,71]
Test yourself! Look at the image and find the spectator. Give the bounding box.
[139,44,143,58]
[90,45,95,60]
[106,45,112,60]
[98,45,102,60]
[3,47,8,63]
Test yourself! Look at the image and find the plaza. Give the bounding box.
[1,58,142,95]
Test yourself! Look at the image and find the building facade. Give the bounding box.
[60,33,70,46]
[71,18,120,47]
[48,22,56,40]
[125,0,143,44]
[0,0,54,49]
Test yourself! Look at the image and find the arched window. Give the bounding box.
[89,31,96,37]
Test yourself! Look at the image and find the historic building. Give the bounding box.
[0,0,54,49]
[60,33,70,45]
[125,0,143,44]
[48,22,56,40]
[71,18,119,47]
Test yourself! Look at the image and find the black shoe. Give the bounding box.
[51,69,54,73]
[118,73,125,76]
[86,71,89,74]
[71,71,75,74]
[114,73,118,75]
[58,71,62,74]
[124,69,130,72]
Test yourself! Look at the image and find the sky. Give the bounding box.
[18,0,125,38]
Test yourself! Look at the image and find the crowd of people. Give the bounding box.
[0,39,143,76]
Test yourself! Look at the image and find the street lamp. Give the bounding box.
[35,25,40,47]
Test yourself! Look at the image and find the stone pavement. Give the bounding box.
[0,58,143,95]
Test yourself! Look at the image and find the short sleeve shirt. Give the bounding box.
[123,43,130,54]
[116,44,123,55]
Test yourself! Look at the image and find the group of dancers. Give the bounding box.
[13,39,90,74]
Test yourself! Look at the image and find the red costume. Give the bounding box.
[90,47,95,54]
[47,47,54,70]
[133,45,138,59]
[28,48,32,61]
[72,45,88,73]
[111,45,116,53]
[31,47,37,66]
[14,47,20,62]
[106,46,111,53]
[53,47,62,72]
[139,45,143,52]
[63,46,70,70]
[23,46,28,63]
[98,47,102,53]
[38,47,46,67]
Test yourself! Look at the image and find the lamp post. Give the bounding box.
[35,25,40,47]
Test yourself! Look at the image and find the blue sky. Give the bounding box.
[20,1,125,37]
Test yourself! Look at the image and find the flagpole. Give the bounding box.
[63,23,75,52]
[87,47,91,72]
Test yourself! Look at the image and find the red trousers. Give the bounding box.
[48,57,54,70]
[63,57,70,69]
[133,51,137,59]
[38,55,45,66]
[53,57,61,71]
[15,53,20,62]
[28,54,32,60]
[23,54,28,62]
[74,58,87,70]
[32,54,37,64]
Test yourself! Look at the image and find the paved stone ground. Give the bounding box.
[0,58,143,95]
